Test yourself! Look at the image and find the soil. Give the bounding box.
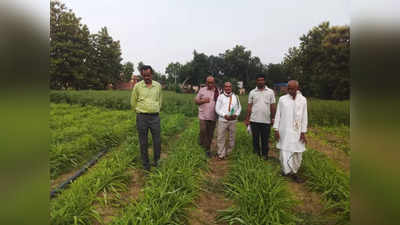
[308,128,350,173]
[187,139,233,225]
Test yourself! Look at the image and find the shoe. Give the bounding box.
[291,173,305,183]
[281,172,290,177]
[152,162,158,167]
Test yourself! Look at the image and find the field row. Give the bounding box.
[50,112,187,225]
[50,90,349,126]
[50,104,135,179]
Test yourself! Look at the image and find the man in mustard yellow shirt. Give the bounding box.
[131,65,162,171]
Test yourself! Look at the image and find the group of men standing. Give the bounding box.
[130,65,308,182]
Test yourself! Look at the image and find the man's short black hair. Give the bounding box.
[256,74,265,79]
[141,65,153,74]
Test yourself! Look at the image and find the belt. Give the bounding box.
[138,112,159,115]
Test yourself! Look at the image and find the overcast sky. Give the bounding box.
[58,0,350,73]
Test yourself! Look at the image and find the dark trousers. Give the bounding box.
[136,113,161,170]
[250,122,271,158]
[199,120,216,153]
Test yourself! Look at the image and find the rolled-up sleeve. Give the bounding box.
[248,91,253,104]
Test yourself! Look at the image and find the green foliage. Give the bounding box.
[50,138,136,225]
[122,61,134,82]
[50,0,123,90]
[50,112,187,225]
[50,0,91,90]
[110,121,207,225]
[301,149,350,224]
[50,90,350,126]
[283,22,350,100]
[165,62,182,84]
[50,104,135,179]
[218,124,300,225]
[171,45,266,89]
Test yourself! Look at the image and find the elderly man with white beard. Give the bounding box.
[273,80,308,183]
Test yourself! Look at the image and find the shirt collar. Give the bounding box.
[255,86,268,92]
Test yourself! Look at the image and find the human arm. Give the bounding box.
[130,85,138,111]
[273,100,281,141]
[215,95,225,118]
[159,86,162,110]
[194,90,210,105]
[244,92,253,125]
[270,92,276,125]
[232,95,242,120]
[300,100,308,143]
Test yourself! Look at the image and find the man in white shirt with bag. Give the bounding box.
[273,80,308,183]
[215,82,242,160]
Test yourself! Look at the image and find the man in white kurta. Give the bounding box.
[215,82,241,159]
[273,80,308,182]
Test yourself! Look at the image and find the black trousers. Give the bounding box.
[250,122,271,158]
[136,113,161,170]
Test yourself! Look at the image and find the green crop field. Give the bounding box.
[49,90,350,225]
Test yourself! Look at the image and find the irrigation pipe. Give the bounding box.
[50,148,108,198]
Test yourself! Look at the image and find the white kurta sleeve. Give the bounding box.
[273,100,281,130]
[301,99,308,133]
[215,95,225,117]
[234,95,241,116]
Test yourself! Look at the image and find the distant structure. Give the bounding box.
[274,82,288,95]
[237,81,246,95]
[112,74,141,90]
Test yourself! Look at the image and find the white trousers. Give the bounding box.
[216,120,236,158]
[279,150,303,175]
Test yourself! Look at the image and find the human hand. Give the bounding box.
[275,131,280,141]
[244,119,250,126]
[232,115,237,120]
[300,133,307,144]
[203,97,210,103]
[224,115,230,120]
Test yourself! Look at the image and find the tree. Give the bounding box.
[165,62,182,84]
[283,22,350,99]
[87,27,123,89]
[137,61,145,72]
[50,0,124,90]
[266,63,289,86]
[50,0,91,89]
[122,61,134,82]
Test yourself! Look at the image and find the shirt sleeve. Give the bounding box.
[215,95,225,117]
[130,85,138,111]
[248,91,253,104]
[301,99,308,133]
[273,99,281,130]
[195,88,203,102]
[159,85,162,110]
[235,95,242,116]
[271,91,276,104]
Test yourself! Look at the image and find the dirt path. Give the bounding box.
[269,144,338,225]
[93,168,146,225]
[93,133,183,225]
[50,168,79,190]
[308,128,350,173]
[188,139,233,225]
